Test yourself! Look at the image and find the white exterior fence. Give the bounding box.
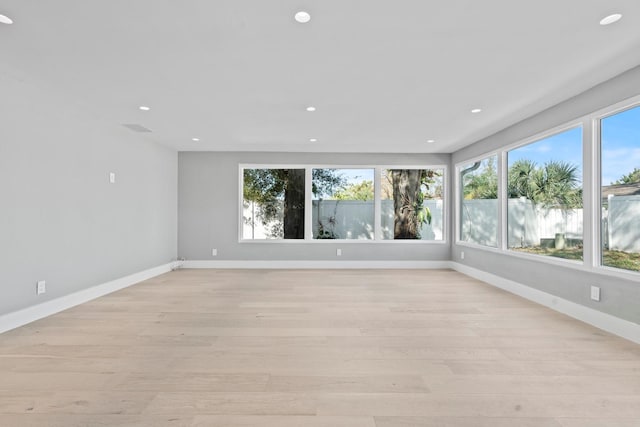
[606,195,640,252]
[243,199,444,240]
[244,195,640,251]
[461,196,640,252]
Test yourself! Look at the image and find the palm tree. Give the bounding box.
[508,159,582,248]
[508,159,581,209]
[508,159,539,201]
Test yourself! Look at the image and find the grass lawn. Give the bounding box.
[511,247,640,272]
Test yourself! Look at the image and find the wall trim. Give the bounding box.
[182,260,452,269]
[4,259,637,345]
[0,262,174,334]
[450,262,640,345]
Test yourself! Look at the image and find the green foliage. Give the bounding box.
[464,158,582,209]
[390,169,440,239]
[511,246,584,261]
[508,160,582,209]
[312,169,346,198]
[512,247,640,271]
[243,169,285,202]
[243,169,289,224]
[463,157,498,199]
[244,168,344,230]
[604,250,640,271]
[507,159,538,201]
[613,167,640,185]
[416,204,432,227]
[334,180,374,201]
[415,169,439,228]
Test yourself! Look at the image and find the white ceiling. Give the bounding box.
[1,1,639,153]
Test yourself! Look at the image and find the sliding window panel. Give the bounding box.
[507,127,583,261]
[242,168,305,239]
[600,105,640,272]
[381,168,444,240]
[312,168,375,240]
[459,156,499,247]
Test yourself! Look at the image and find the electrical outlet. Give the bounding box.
[212,248,217,257]
[336,248,342,256]
[590,286,600,302]
[36,280,46,295]
[460,251,465,260]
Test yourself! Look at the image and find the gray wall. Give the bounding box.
[452,65,640,324]
[0,74,177,316]
[179,152,450,261]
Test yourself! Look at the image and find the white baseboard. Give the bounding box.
[182,260,453,269]
[0,262,173,334]
[450,262,640,345]
[4,259,637,345]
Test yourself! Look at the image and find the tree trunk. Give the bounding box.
[392,169,421,239]
[283,169,305,239]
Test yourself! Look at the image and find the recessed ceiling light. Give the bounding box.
[306,106,316,112]
[426,139,435,143]
[471,108,482,113]
[139,105,150,111]
[310,138,318,142]
[0,14,13,25]
[600,13,622,26]
[295,11,311,23]
[192,137,200,142]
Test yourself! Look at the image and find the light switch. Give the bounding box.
[109,172,116,184]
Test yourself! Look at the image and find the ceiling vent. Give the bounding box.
[122,123,152,133]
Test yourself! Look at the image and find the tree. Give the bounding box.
[390,169,439,239]
[614,167,640,185]
[282,169,305,238]
[334,180,374,201]
[243,168,344,239]
[243,169,304,238]
[463,157,498,199]
[536,161,582,209]
[508,160,581,209]
[507,159,538,201]
[311,169,345,198]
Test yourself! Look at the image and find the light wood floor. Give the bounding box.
[1,269,640,426]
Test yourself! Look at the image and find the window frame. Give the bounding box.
[593,96,640,278]
[503,123,585,262]
[238,164,309,243]
[454,94,640,280]
[455,152,500,248]
[379,166,448,242]
[311,166,377,241]
[239,163,448,244]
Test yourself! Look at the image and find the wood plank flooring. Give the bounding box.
[1,269,639,426]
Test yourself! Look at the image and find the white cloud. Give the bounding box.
[536,144,552,153]
[601,148,640,185]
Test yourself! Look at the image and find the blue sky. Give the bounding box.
[339,168,374,185]
[601,105,640,185]
[317,106,640,189]
[508,127,583,181]
[312,168,374,198]
[508,105,640,186]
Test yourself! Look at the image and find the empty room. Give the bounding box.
[2,1,640,426]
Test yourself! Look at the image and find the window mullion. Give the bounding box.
[374,167,382,240]
[305,167,313,240]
